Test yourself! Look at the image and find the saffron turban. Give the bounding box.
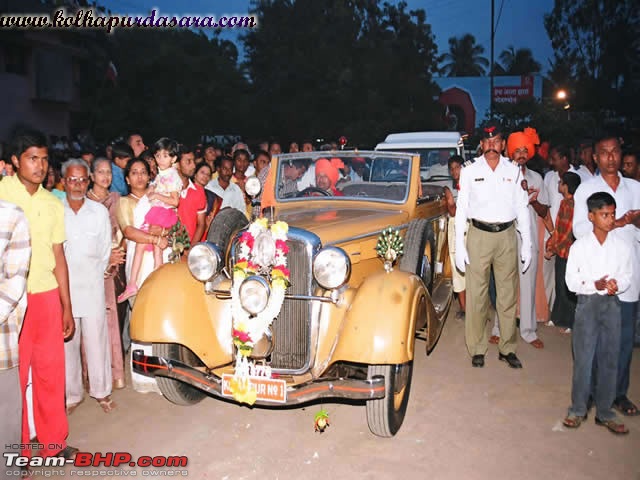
[315,158,344,188]
[507,127,540,160]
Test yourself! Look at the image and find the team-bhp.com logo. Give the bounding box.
[4,451,188,476]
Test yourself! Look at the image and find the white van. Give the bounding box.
[375,131,465,181]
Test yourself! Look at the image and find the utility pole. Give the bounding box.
[490,0,495,119]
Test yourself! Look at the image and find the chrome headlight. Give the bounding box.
[239,276,270,315]
[245,176,262,197]
[187,242,222,282]
[313,246,351,290]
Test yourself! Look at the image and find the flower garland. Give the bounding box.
[229,218,290,405]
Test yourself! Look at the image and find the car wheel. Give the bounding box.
[206,208,249,253]
[399,219,435,291]
[152,343,207,406]
[366,362,413,437]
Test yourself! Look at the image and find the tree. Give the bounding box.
[242,0,442,146]
[438,34,489,76]
[498,46,541,75]
[544,0,640,123]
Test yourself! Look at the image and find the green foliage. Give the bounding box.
[498,46,541,75]
[438,34,489,77]
[242,0,442,146]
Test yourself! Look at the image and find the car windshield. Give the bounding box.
[379,148,456,181]
[275,152,412,203]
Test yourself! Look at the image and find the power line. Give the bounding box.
[493,0,506,35]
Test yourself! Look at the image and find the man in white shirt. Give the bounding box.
[543,145,579,311]
[572,135,640,418]
[61,159,114,413]
[206,157,247,218]
[575,141,597,182]
[491,129,549,349]
[455,122,531,369]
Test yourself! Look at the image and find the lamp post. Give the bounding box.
[555,89,571,121]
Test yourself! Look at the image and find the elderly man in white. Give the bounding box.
[61,158,114,413]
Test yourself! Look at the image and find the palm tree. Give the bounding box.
[439,34,489,76]
[499,46,542,75]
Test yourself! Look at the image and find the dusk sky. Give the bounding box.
[101,0,556,72]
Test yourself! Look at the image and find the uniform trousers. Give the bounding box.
[19,288,68,457]
[466,224,519,356]
[492,234,539,343]
[65,315,112,405]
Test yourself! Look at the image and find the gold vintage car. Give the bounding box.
[131,150,453,437]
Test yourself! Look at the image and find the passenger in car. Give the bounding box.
[315,158,344,196]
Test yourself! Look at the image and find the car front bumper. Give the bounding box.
[132,349,386,406]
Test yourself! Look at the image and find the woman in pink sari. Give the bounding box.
[88,158,126,389]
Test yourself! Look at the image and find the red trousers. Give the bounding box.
[19,288,68,457]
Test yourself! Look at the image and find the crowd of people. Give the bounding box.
[447,123,639,436]
[0,124,638,472]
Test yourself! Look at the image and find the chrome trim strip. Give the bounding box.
[132,350,385,405]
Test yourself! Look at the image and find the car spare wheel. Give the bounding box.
[152,343,207,406]
[399,219,435,292]
[206,207,250,253]
[366,362,413,437]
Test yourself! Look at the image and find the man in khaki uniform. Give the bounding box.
[454,123,531,368]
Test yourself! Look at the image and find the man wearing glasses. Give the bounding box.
[0,129,78,460]
[61,159,114,415]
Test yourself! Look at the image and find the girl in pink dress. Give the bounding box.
[118,138,182,302]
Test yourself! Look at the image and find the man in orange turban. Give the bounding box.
[315,158,344,196]
[491,127,549,350]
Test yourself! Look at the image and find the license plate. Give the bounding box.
[221,374,287,403]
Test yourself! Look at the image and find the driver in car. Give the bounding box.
[315,158,345,196]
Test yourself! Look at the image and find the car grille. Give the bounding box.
[232,229,316,372]
[270,236,312,370]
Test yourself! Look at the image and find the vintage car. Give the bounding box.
[131,150,453,437]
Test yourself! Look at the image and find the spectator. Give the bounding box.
[44,163,66,201]
[87,158,126,390]
[252,150,271,218]
[193,162,221,241]
[127,133,146,158]
[61,158,114,414]
[139,149,158,181]
[301,140,314,152]
[443,155,466,319]
[572,135,640,418]
[109,142,133,196]
[575,141,596,182]
[545,172,581,332]
[176,146,207,244]
[205,157,247,217]
[202,143,217,174]
[269,141,282,156]
[0,200,31,475]
[621,151,639,181]
[289,141,299,153]
[0,128,77,460]
[563,192,632,435]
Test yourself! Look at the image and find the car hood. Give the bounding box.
[275,207,409,245]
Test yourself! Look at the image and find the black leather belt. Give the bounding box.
[471,219,513,233]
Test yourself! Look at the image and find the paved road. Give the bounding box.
[62,309,640,480]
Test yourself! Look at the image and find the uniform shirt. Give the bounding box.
[521,166,549,251]
[177,180,207,243]
[0,175,65,293]
[0,200,31,369]
[63,198,111,318]
[455,155,531,248]
[205,178,247,216]
[544,166,578,229]
[565,230,632,296]
[572,173,640,302]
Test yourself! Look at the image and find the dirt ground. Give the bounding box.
[42,308,640,479]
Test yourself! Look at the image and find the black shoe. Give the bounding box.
[498,352,522,368]
[472,355,485,368]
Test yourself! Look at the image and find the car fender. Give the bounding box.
[330,269,427,365]
[129,263,233,368]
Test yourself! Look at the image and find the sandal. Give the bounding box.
[66,399,84,415]
[117,285,138,304]
[55,446,79,460]
[489,335,500,345]
[595,417,629,435]
[529,338,544,349]
[613,396,639,416]
[563,413,587,429]
[98,397,116,413]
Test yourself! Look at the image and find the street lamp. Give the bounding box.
[556,89,567,101]
[555,89,570,121]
